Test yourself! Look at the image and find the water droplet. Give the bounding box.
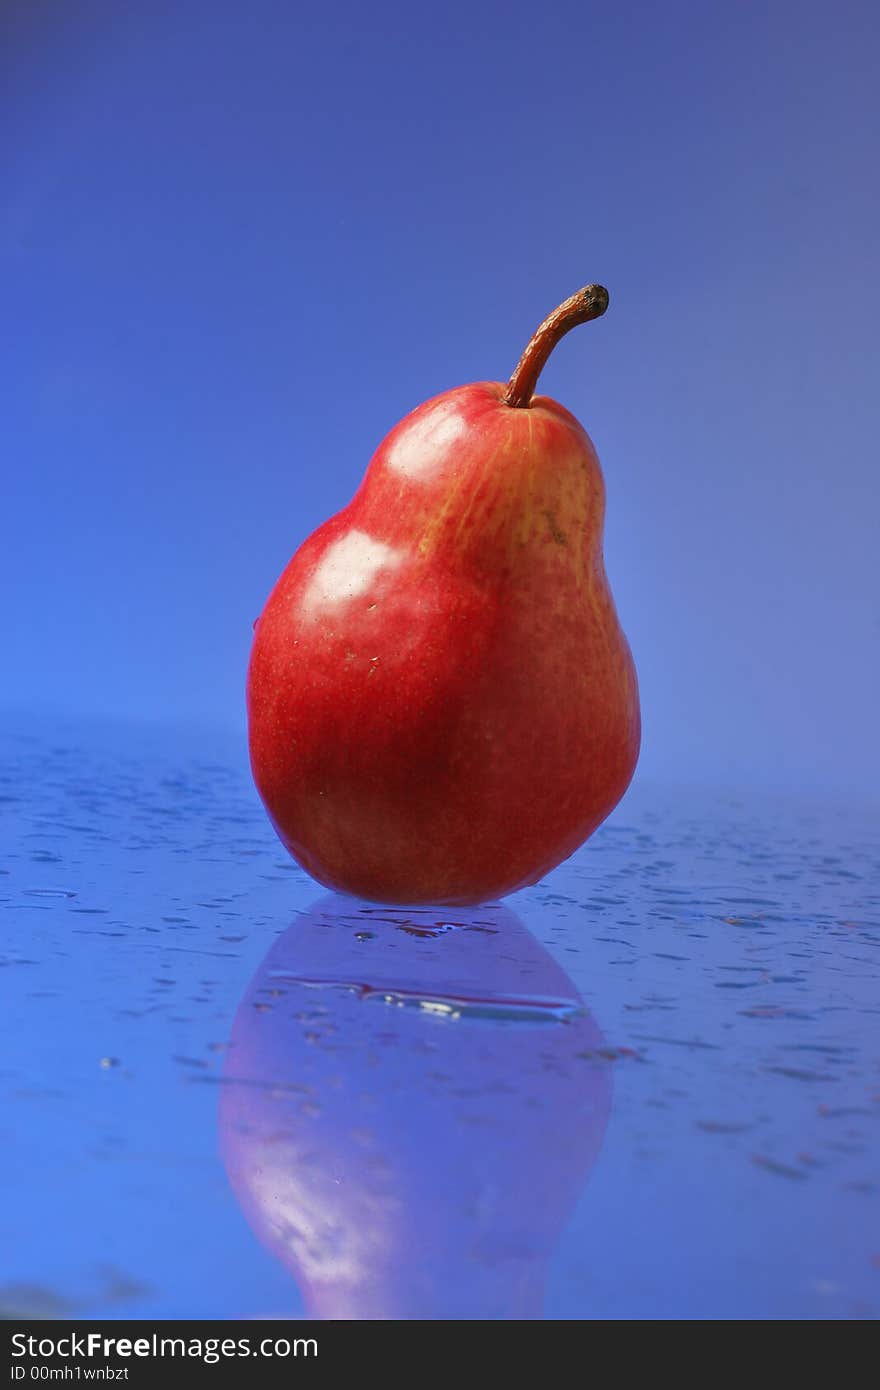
[268,971,584,1023]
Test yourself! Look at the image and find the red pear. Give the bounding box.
[248,285,639,904]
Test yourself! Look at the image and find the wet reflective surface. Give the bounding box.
[2,718,878,1319]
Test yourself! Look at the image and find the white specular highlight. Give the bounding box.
[303,530,401,613]
[386,402,468,479]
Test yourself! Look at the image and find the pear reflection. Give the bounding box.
[219,896,611,1320]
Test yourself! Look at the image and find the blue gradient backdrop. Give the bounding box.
[4,0,878,799]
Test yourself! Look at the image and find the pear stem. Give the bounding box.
[503,284,610,409]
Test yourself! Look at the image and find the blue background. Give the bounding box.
[4,0,878,799]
